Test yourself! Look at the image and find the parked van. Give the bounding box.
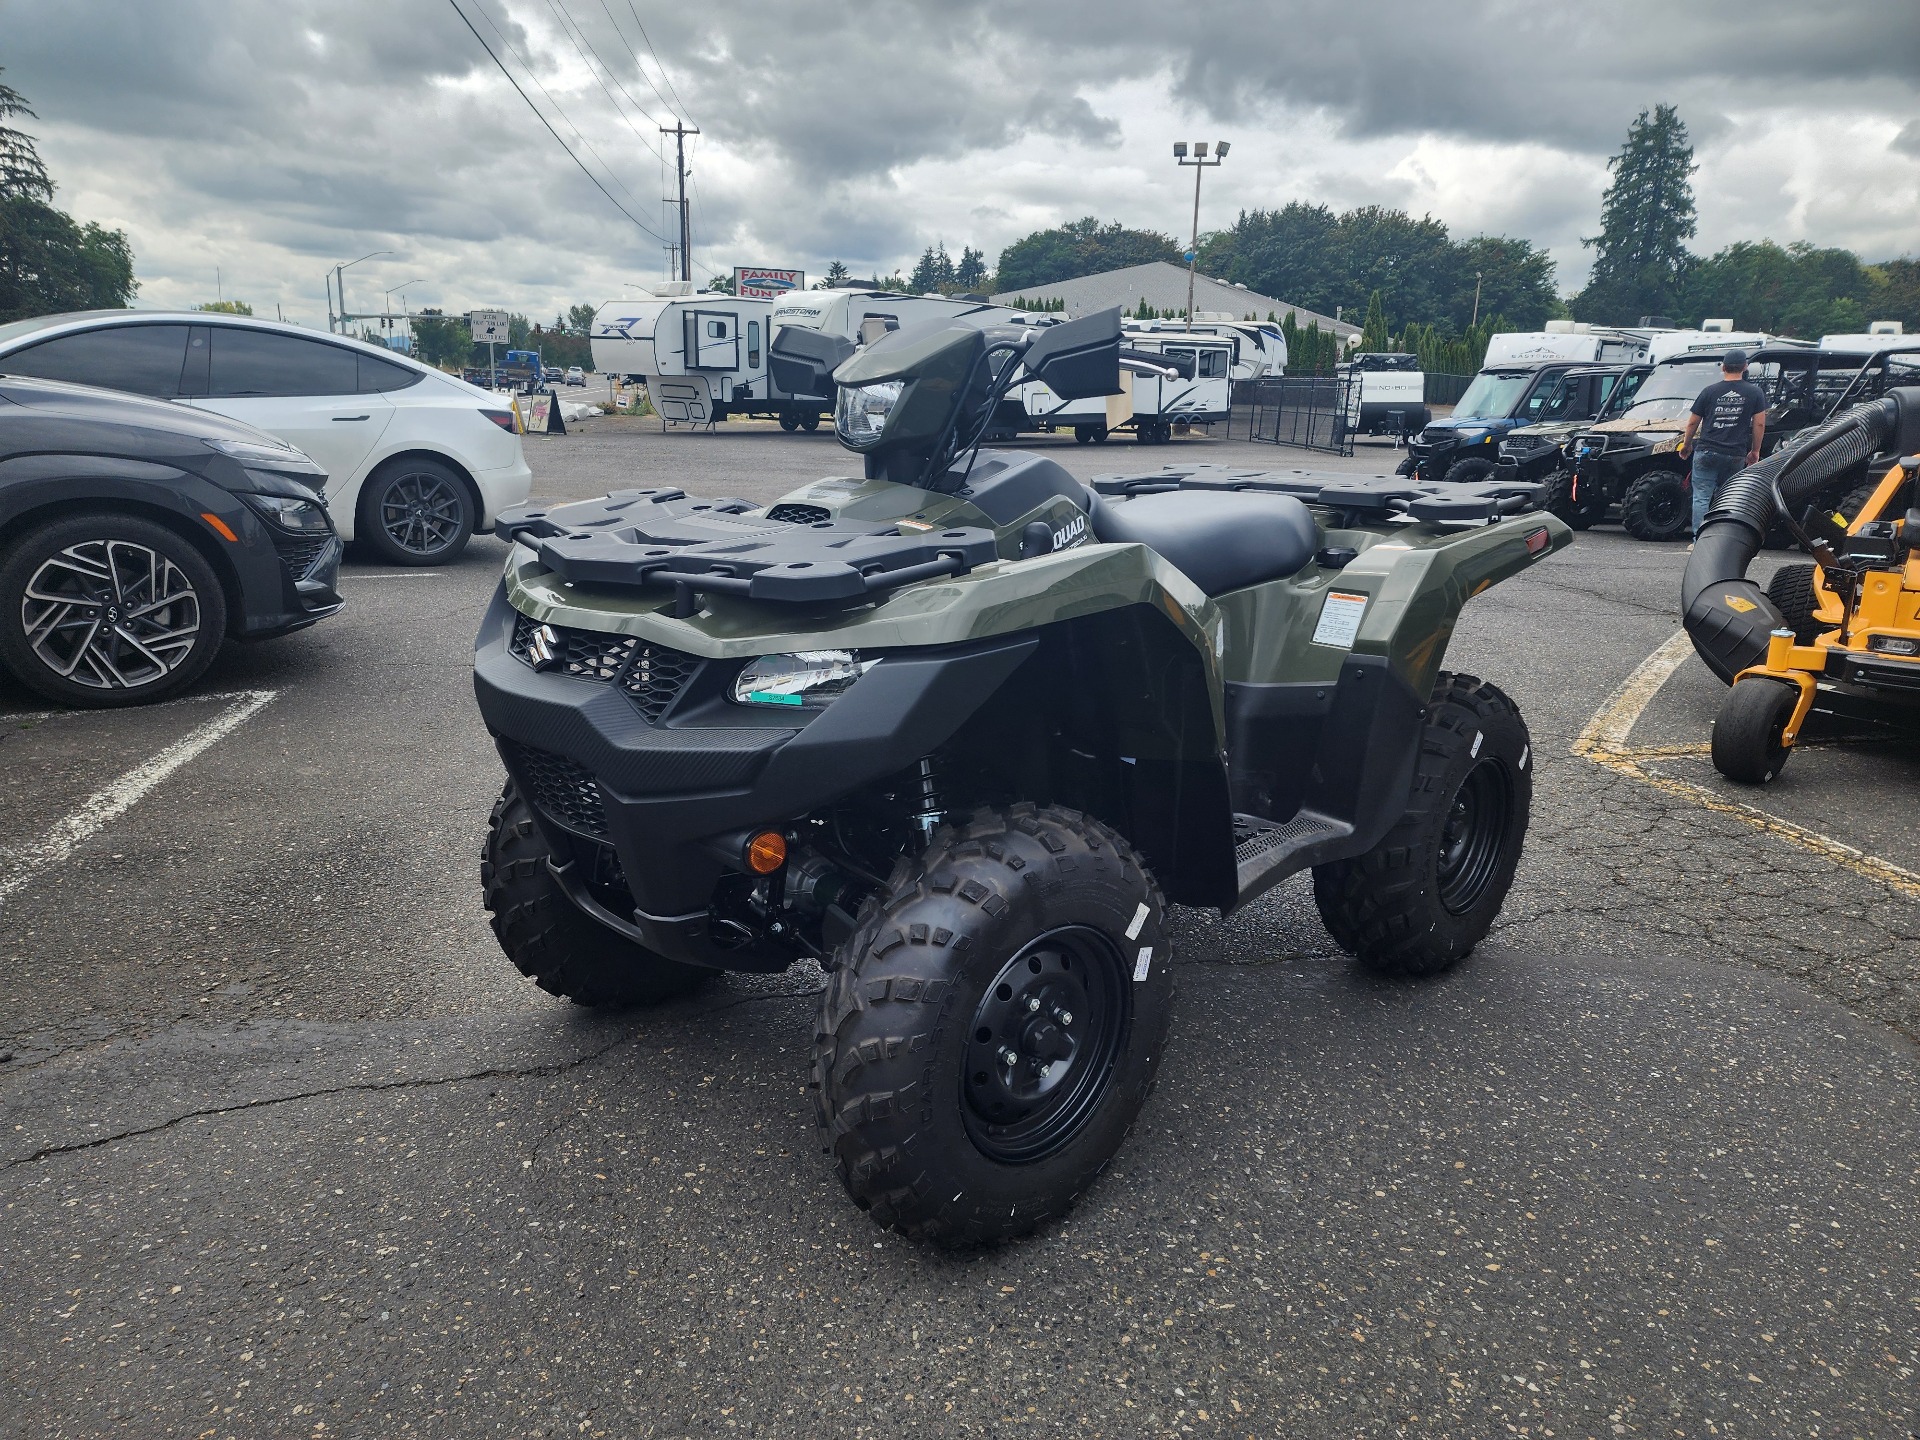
[590,287,828,430]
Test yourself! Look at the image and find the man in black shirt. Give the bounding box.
[1678,349,1768,539]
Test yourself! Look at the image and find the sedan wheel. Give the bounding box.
[0,513,227,707]
[358,459,474,565]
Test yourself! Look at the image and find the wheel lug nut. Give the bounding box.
[1055,1009,1073,1027]
[1026,996,1041,1012]
[999,1047,1018,1067]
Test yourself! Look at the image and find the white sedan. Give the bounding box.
[0,312,533,564]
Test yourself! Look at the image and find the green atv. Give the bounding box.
[472,307,1570,1246]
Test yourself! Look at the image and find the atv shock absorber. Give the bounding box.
[912,756,946,846]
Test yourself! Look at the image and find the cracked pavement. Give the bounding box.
[3,423,1915,1438]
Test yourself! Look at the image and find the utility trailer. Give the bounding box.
[590,287,829,430]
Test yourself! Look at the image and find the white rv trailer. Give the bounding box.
[1338,352,1431,435]
[590,286,830,429]
[770,288,1027,346]
[1817,321,1912,354]
[1481,322,1655,368]
[1123,313,1288,380]
[1014,330,1235,445]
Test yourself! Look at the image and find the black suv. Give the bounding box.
[1399,362,1596,484]
[0,375,343,706]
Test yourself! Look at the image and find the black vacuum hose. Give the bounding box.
[1681,389,1920,683]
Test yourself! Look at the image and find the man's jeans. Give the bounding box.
[1690,448,1745,537]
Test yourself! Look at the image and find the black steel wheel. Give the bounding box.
[0,512,226,708]
[778,413,800,432]
[961,925,1129,1164]
[1711,679,1797,785]
[1620,468,1690,542]
[357,457,475,565]
[1074,425,1095,444]
[798,412,821,432]
[1313,673,1532,978]
[813,804,1172,1246]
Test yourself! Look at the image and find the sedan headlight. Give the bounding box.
[240,492,332,533]
[834,381,904,449]
[731,650,876,708]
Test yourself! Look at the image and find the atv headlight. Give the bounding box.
[731,650,877,708]
[835,380,904,449]
[1649,433,1684,454]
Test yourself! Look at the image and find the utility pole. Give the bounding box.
[660,121,700,283]
[1173,140,1229,328]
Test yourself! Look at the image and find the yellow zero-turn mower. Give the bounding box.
[1682,387,1920,783]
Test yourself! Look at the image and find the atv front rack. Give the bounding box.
[1090,465,1546,526]
[496,488,998,611]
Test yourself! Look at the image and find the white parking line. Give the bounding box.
[1574,631,1920,900]
[0,688,277,905]
[336,572,446,581]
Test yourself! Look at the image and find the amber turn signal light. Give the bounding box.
[744,831,787,874]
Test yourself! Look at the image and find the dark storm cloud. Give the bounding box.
[0,0,1913,318]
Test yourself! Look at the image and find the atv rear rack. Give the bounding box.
[1090,465,1546,526]
[496,487,998,612]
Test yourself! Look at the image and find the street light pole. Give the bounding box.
[1471,271,1483,328]
[384,280,424,353]
[1173,140,1229,328]
[331,250,393,337]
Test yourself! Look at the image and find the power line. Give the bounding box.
[623,1,692,125]
[589,0,667,127]
[543,0,665,159]
[449,0,664,242]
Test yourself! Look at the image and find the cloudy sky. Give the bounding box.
[4,0,1917,330]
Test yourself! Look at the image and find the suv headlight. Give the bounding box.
[731,650,876,708]
[835,381,904,449]
[240,492,332,533]
[204,436,322,471]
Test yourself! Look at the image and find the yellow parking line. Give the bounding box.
[1573,630,1920,901]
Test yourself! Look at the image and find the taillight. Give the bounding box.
[481,408,518,433]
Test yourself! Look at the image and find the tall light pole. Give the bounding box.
[331,250,393,334]
[1470,271,1483,328]
[384,280,425,353]
[1173,140,1229,328]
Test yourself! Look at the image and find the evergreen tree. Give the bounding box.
[908,245,943,293]
[1358,290,1391,351]
[955,245,986,290]
[1574,104,1697,324]
[0,70,136,321]
[823,259,849,286]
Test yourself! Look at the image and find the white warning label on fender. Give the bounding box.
[1311,590,1368,648]
[1133,947,1153,982]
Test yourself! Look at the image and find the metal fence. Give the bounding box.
[1425,372,1474,406]
[1230,376,1358,455]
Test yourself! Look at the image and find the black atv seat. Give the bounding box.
[1088,489,1318,596]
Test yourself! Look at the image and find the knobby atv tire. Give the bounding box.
[811,804,1172,1247]
[481,781,710,1007]
[1312,673,1532,978]
[1544,470,1603,530]
[1766,563,1822,644]
[1441,455,1498,485]
[1620,468,1691,542]
[1711,679,1796,785]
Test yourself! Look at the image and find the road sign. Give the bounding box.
[469,310,510,344]
[734,267,804,300]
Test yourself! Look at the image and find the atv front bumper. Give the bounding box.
[471,587,1036,970]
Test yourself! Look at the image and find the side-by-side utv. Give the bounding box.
[471,307,1571,1245]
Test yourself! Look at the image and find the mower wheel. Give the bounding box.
[1620,469,1691,542]
[1711,680,1797,785]
[482,782,711,1007]
[1765,563,1822,644]
[1544,471,1603,530]
[1441,455,1498,485]
[812,803,1172,1246]
[1312,673,1531,979]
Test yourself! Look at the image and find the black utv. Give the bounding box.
[1492,364,1645,492]
[471,308,1570,1246]
[1565,345,1920,540]
[1399,361,1597,484]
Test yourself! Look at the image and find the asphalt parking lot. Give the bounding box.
[3,419,1916,1439]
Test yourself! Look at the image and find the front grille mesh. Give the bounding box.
[273,532,331,579]
[510,612,701,721]
[506,741,607,836]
